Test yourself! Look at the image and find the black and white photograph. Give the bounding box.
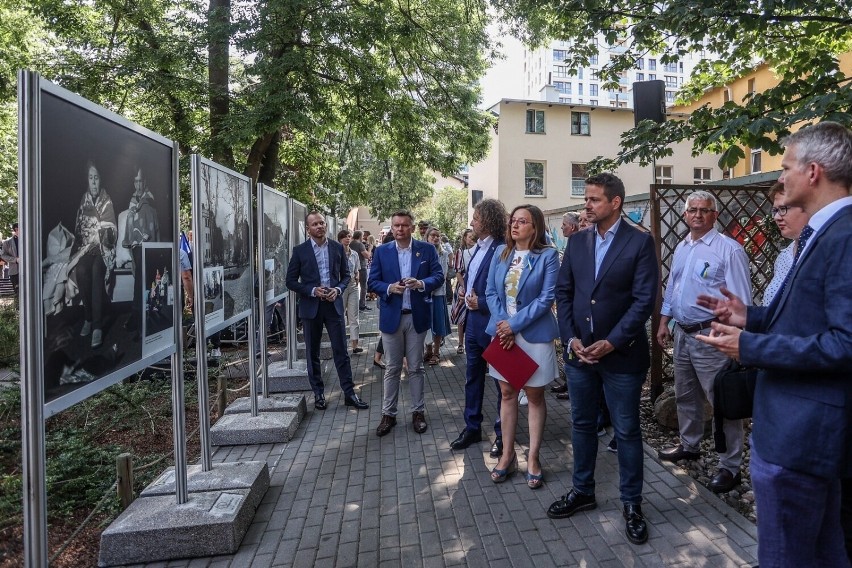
[292,200,308,247]
[261,186,289,304]
[142,243,175,355]
[202,265,225,328]
[194,158,253,335]
[35,84,177,414]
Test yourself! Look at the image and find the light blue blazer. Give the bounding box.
[485,245,559,343]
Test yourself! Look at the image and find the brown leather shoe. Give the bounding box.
[412,411,427,434]
[376,415,397,437]
[709,468,742,493]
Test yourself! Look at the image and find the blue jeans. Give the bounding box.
[751,442,850,567]
[567,365,644,504]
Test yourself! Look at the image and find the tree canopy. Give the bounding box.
[494,0,852,170]
[0,0,495,221]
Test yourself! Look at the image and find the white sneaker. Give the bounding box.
[518,390,528,406]
[210,348,222,359]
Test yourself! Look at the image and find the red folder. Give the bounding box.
[482,336,539,391]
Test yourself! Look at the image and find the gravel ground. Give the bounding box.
[638,383,757,523]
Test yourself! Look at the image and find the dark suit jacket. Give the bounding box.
[285,238,350,319]
[466,238,504,342]
[740,204,852,478]
[368,239,443,334]
[555,221,659,373]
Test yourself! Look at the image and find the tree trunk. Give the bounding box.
[208,0,233,167]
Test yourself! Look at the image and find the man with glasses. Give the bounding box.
[655,190,752,493]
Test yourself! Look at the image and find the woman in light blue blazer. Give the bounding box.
[485,204,559,489]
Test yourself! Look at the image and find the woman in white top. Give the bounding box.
[485,204,560,489]
[338,229,362,353]
[425,227,452,364]
[762,182,810,306]
[450,228,476,354]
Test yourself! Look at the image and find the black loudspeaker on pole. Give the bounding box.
[633,80,666,126]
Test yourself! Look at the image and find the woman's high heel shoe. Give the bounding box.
[490,454,517,483]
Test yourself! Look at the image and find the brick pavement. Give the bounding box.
[138,302,758,568]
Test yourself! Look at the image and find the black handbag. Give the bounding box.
[712,360,757,453]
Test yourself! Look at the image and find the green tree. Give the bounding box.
[415,184,468,238]
[495,0,852,170]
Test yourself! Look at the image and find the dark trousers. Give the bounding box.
[303,301,355,398]
[358,269,368,308]
[462,323,502,437]
[76,252,107,328]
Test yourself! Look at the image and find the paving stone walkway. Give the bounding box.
[139,303,758,568]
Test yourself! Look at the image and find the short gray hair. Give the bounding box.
[563,212,580,228]
[685,190,718,213]
[782,121,852,189]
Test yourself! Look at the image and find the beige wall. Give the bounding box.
[468,99,722,219]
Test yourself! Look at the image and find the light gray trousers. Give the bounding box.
[381,314,427,416]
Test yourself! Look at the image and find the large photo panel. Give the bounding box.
[291,199,308,247]
[261,186,289,305]
[36,81,178,415]
[191,157,253,336]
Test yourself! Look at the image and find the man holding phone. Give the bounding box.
[286,212,369,411]
[369,211,444,437]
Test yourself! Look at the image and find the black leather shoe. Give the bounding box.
[489,437,503,458]
[344,394,369,410]
[450,429,482,450]
[551,383,568,393]
[623,503,648,544]
[658,444,701,462]
[709,468,742,493]
[314,394,326,410]
[556,391,570,400]
[547,489,597,519]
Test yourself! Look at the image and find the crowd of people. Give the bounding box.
[283,121,852,565]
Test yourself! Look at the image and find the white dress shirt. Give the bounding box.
[465,235,494,295]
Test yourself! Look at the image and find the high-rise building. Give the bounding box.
[523,38,703,108]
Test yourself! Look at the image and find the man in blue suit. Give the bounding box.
[698,122,852,567]
[286,212,368,411]
[449,199,507,454]
[548,173,658,546]
[368,211,443,437]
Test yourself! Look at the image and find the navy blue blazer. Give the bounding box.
[466,238,504,339]
[740,204,852,478]
[285,238,350,319]
[555,221,659,373]
[485,245,559,343]
[367,239,444,334]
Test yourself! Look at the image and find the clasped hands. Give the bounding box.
[495,320,514,349]
[694,286,748,360]
[388,277,421,295]
[314,286,339,301]
[569,338,614,364]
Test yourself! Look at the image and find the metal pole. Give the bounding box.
[171,141,188,502]
[19,69,49,568]
[256,185,268,399]
[190,155,212,471]
[287,198,297,369]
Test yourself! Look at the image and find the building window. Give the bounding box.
[525,161,545,196]
[648,58,657,71]
[554,81,571,94]
[751,149,762,173]
[578,68,584,80]
[589,54,599,65]
[665,91,675,103]
[590,69,599,81]
[578,83,584,95]
[663,62,678,73]
[723,88,732,103]
[590,99,598,106]
[649,73,656,81]
[560,97,572,104]
[571,111,591,135]
[637,58,644,70]
[693,168,712,184]
[655,165,673,184]
[471,189,483,206]
[554,65,568,78]
[589,84,598,97]
[526,109,545,133]
[571,163,587,197]
[665,75,678,88]
[748,78,756,94]
[636,72,644,81]
[553,49,568,62]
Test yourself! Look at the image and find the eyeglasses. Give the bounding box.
[771,206,788,217]
[509,218,531,226]
[685,207,716,215]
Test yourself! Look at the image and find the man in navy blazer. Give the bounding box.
[286,212,368,411]
[368,211,443,437]
[698,122,852,567]
[449,199,507,455]
[549,173,659,546]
